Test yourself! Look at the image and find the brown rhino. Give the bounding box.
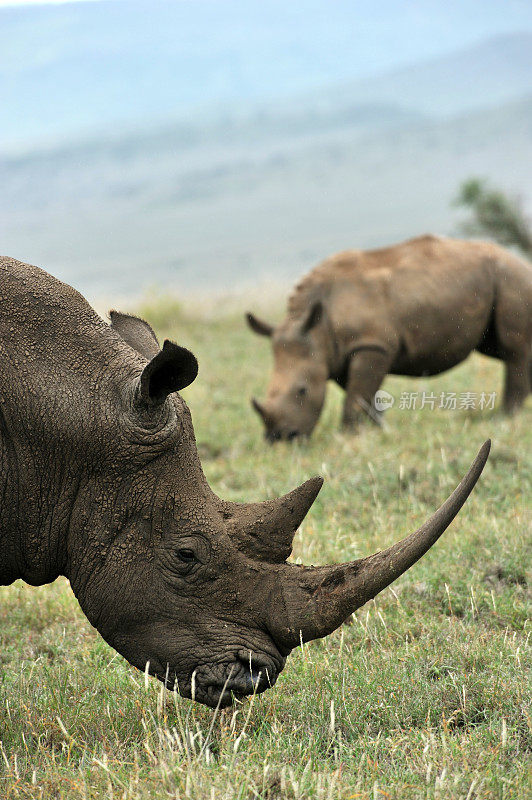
[1,256,490,709]
[247,235,532,440]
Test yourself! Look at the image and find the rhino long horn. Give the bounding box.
[224,476,323,562]
[274,440,490,648]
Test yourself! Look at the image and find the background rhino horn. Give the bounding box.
[251,397,268,421]
[225,476,323,562]
[274,441,490,647]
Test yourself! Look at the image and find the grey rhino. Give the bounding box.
[0,256,490,709]
[247,235,532,440]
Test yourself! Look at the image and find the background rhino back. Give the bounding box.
[284,236,532,353]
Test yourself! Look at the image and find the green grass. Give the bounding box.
[1,297,530,799]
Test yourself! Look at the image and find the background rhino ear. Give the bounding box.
[245,312,274,337]
[136,340,198,407]
[110,310,161,360]
[300,301,323,334]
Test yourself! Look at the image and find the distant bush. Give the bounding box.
[455,177,532,257]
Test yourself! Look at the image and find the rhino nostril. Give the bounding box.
[242,667,266,690]
[287,430,299,441]
[236,651,276,688]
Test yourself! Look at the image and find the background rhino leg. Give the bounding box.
[503,353,531,413]
[488,268,532,413]
[341,348,393,429]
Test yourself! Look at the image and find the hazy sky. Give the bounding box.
[2,0,532,149]
[0,1,100,6]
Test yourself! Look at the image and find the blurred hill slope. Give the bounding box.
[1,0,531,149]
[2,90,531,298]
[1,8,531,298]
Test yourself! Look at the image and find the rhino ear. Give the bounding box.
[245,312,274,337]
[136,340,198,408]
[110,310,161,360]
[300,301,323,335]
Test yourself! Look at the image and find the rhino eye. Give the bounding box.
[177,548,196,563]
[296,386,307,398]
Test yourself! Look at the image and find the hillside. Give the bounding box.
[1,0,531,149]
[327,32,532,117]
[2,93,531,299]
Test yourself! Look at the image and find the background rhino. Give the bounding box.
[0,256,490,709]
[247,235,532,440]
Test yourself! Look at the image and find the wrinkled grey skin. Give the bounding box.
[247,235,532,440]
[0,257,490,709]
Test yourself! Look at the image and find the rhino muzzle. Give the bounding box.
[192,655,282,708]
[154,652,284,709]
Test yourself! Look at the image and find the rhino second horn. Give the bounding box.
[275,440,490,648]
[225,475,324,562]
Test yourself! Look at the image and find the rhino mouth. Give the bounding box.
[193,669,274,708]
[189,653,283,709]
[266,429,301,443]
[142,644,286,709]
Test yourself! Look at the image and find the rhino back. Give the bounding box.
[0,257,142,425]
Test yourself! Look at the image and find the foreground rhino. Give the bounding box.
[0,256,490,709]
[247,235,532,440]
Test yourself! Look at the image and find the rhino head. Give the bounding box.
[246,303,329,440]
[86,311,490,709]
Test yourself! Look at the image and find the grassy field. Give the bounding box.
[1,295,530,799]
